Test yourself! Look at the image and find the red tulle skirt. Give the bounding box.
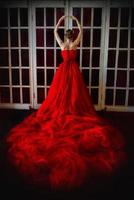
[5,50,126,189]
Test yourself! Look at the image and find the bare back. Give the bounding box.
[60,40,78,50]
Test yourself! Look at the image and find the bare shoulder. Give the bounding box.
[70,42,77,49]
[60,43,66,50]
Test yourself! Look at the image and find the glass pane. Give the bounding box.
[10,29,18,47]
[129,71,134,87]
[21,49,29,66]
[11,50,19,66]
[120,8,129,27]
[109,29,117,48]
[12,88,20,103]
[91,88,98,104]
[22,69,29,85]
[21,29,28,47]
[0,87,10,103]
[37,88,45,103]
[115,90,126,105]
[0,8,8,27]
[46,49,54,67]
[37,49,44,66]
[56,8,65,26]
[36,8,44,26]
[46,8,54,26]
[131,8,134,27]
[47,69,54,85]
[93,29,101,47]
[93,8,102,26]
[130,50,134,68]
[119,30,128,48]
[73,8,81,26]
[108,50,116,68]
[130,30,134,48]
[83,8,91,26]
[83,29,90,47]
[20,8,28,26]
[0,69,9,85]
[56,29,64,47]
[118,51,127,68]
[82,69,89,86]
[22,88,30,103]
[46,29,54,47]
[72,29,80,47]
[0,29,8,47]
[116,70,127,87]
[10,8,18,27]
[12,69,20,85]
[105,89,113,105]
[56,49,62,66]
[0,49,9,66]
[36,29,44,47]
[37,69,45,85]
[106,70,115,86]
[82,49,90,67]
[47,87,50,96]
[128,90,134,106]
[110,8,119,27]
[91,69,99,86]
[92,50,100,67]
[76,49,80,65]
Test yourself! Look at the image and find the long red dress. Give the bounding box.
[5,49,126,189]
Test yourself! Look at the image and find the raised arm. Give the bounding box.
[71,16,82,47]
[54,15,66,48]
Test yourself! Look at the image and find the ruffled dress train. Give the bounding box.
[5,50,126,189]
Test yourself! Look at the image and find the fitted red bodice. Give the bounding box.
[61,49,77,62]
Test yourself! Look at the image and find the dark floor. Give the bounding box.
[0,109,134,200]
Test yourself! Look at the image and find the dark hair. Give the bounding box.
[65,29,74,39]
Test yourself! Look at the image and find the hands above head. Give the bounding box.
[56,15,80,31]
[58,15,78,21]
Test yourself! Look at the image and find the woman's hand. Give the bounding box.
[69,15,78,21]
[58,15,78,22]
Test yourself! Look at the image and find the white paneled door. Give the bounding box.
[0,1,32,109]
[0,0,134,111]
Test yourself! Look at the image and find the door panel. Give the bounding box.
[0,2,31,109]
[105,4,134,111]
[32,2,65,109]
[70,1,105,110]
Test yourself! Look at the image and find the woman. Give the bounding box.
[5,15,126,190]
[54,15,82,50]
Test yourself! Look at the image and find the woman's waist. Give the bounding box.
[63,60,77,65]
[63,58,76,62]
